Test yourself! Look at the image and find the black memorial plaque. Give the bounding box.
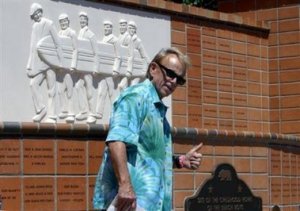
[185,163,262,211]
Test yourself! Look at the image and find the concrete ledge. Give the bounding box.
[1,121,299,148]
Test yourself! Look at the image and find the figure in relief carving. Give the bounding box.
[26,3,63,123]
[117,19,131,47]
[91,21,118,124]
[75,12,97,122]
[57,13,77,123]
[113,19,131,75]
[118,21,150,91]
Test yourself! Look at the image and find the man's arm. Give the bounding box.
[108,141,136,211]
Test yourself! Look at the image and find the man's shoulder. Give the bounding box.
[121,80,152,99]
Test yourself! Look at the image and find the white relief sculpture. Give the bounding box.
[27,3,63,123]
[76,11,97,122]
[57,13,77,123]
[30,7,152,124]
[118,21,150,91]
[91,21,118,124]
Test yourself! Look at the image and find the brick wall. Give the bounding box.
[0,1,300,211]
[170,13,270,134]
[237,5,300,136]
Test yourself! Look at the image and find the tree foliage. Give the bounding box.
[173,0,218,10]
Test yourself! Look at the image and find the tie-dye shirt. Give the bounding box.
[93,79,173,211]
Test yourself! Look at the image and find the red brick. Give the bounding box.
[188,79,202,104]
[203,104,218,118]
[23,139,55,174]
[57,140,86,174]
[203,118,218,129]
[281,96,300,108]
[248,56,261,70]
[173,86,187,101]
[187,28,201,53]
[234,107,247,120]
[218,52,232,66]
[219,79,232,92]
[219,65,232,79]
[219,106,233,119]
[219,92,233,105]
[172,30,186,45]
[202,36,216,50]
[248,108,262,121]
[232,42,247,55]
[88,140,105,174]
[0,140,20,174]
[202,50,217,64]
[173,116,187,127]
[281,121,300,134]
[248,70,261,82]
[188,105,202,128]
[174,173,194,189]
[217,38,231,52]
[280,83,300,95]
[248,82,261,95]
[278,6,299,19]
[279,32,299,45]
[0,178,21,210]
[171,19,186,31]
[252,174,269,189]
[257,8,278,21]
[57,177,87,211]
[203,90,217,104]
[202,63,217,77]
[279,44,300,57]
[279,19,300,32]
[248,44,261,57]
[173,101,187,115]
[24,177,54,211]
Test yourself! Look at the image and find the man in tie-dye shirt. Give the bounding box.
[93,47,203,211]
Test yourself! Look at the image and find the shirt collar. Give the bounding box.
[144,79,168,115]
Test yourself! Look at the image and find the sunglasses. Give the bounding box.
[156,62,186,85]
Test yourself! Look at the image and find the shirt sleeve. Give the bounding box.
[106,92,144,146]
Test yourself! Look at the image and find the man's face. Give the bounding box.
[104,24,112,36]
[128,25,136,36]
[79,16,88,28]
[32,10,42,22]
[150,54,186,99]
[59,18,69,30]
[120,22,127,34]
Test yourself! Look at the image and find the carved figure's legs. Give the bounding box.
[64,73,75,123]
[84,74,97,124]
[95,79,108,120]
[45,69,57,123]
[30,73,46,122]
[57,73,68,118]
[58,73,75,123]
[75,77,88,121]
[106,77,114,101]
[118,77,128,92]
[84,74,94,113]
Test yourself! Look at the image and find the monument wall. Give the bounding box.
[0,0,300,210]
